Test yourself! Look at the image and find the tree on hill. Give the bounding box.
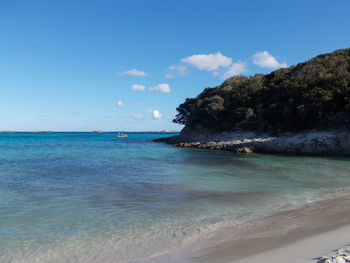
[173,48,350,133]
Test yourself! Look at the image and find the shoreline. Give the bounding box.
[154,130,350,156]
[190,193,350,263]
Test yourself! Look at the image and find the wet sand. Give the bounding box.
[192,193,350,263]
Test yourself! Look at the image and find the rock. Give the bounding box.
[316,246,350,263]
[236,147,253,154]
[154,130,350,156]
[316,256,346,263]
[333,256,346,263]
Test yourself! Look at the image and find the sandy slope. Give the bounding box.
[191,194,350,263]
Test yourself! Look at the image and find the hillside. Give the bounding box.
[173,48,350,134]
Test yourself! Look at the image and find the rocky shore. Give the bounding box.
[154,130,350,155]
[317,246,350,263]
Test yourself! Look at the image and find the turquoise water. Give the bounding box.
[1,132,350,263]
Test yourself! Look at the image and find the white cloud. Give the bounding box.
[152,110,162,120]
[220,61,248,79]
[131,84,146,91]
[252,51,288,69]
[169,64,188,74]
[181,52,232,71]
[165,74,174,79]
[117,69,149,76]
[165,64,188,78]
[148,83,171,93]
[132,114,143,120]
[137,102,145,106]
[117,100,126,107]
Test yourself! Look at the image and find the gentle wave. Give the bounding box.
[1,133,350,262]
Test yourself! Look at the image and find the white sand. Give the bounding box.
[232,225,350,263]
[192,194,350,263]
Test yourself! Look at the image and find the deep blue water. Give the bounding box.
[1,132,350,263]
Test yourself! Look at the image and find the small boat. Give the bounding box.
[117,133,128,138]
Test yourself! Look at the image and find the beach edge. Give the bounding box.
[192,193,350,263]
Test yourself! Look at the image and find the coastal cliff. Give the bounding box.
[156,48,350,155]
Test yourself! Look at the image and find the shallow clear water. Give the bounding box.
[1,132,350,262]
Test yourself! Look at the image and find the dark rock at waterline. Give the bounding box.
[154,130,350,156]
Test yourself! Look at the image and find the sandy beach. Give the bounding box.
[193,193,350,263]
[2,133,350,263]
[153,131,350,262]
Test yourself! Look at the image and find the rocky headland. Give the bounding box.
[155,130,350,155]
[156,48,350,156]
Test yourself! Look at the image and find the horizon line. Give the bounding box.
[0,130,180,133]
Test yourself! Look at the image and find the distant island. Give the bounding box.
[156,48,350,155]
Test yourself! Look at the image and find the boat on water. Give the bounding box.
[117,133,128,138]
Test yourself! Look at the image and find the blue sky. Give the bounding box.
[0,0,349,131]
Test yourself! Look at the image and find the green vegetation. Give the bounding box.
[173,48,350,133]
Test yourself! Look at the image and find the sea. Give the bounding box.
[1,132,350,263]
